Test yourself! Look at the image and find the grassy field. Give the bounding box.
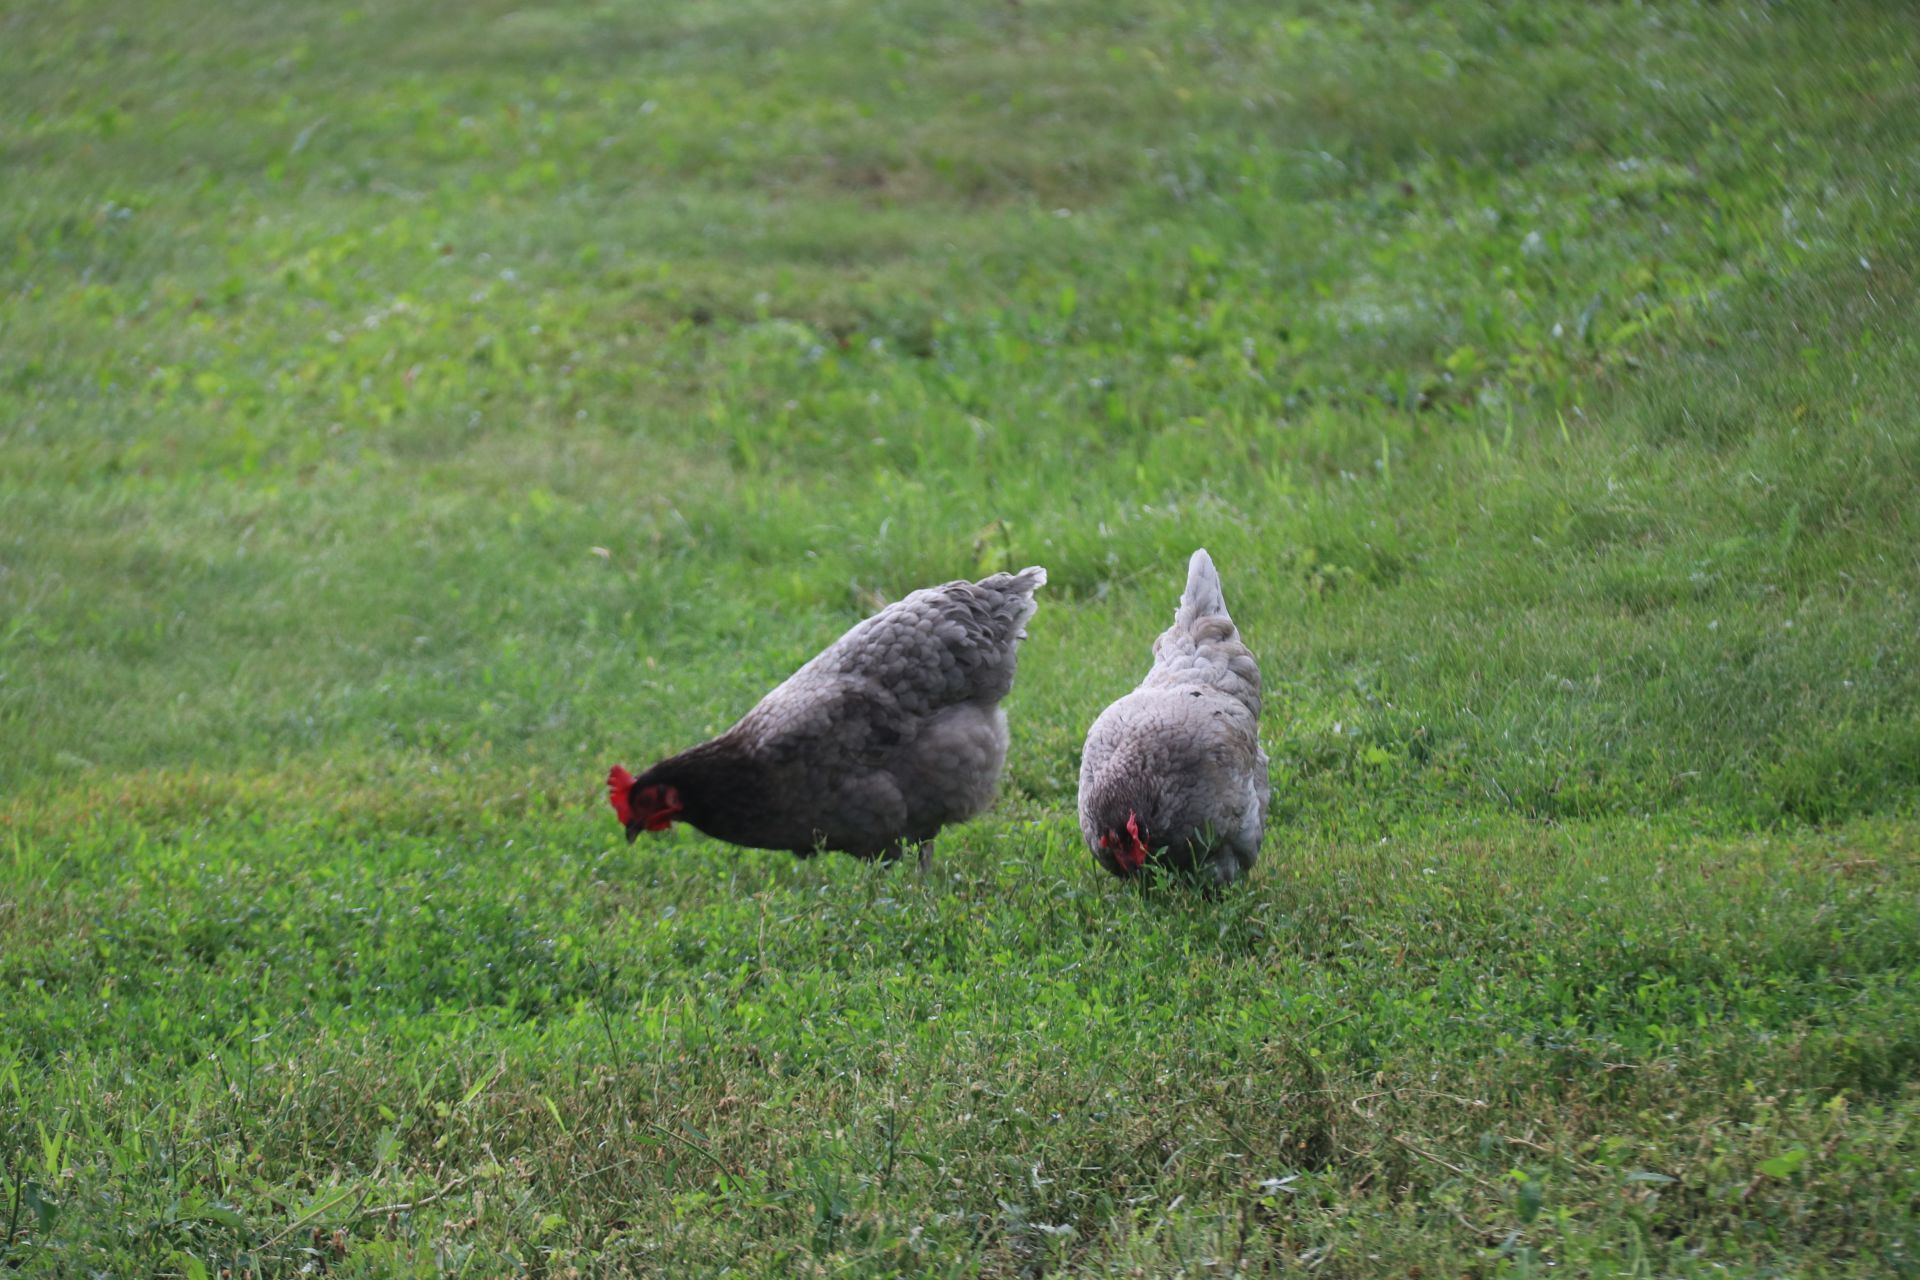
[4,0,1919,1274]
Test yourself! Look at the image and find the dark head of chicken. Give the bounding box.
[607,765,684,842]
[1099,810,1151,874]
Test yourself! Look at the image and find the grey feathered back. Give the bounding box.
[757,565,1047,721]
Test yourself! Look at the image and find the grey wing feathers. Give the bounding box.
[1144,548,1260,720]
[718,567,1045,856]
[810,565,1046,713]
[741,566,1046,749]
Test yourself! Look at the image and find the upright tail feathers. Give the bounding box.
[1175,548,1230,627]
[998,565,1048,635]
[1153,547,1259,717]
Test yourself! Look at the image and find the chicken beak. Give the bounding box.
[624,820,644,845]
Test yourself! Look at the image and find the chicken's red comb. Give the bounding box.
[607,766,637,824]
[1117,811,1149,873]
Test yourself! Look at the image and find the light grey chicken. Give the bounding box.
[1078,549,1269,886]
[609,566,1047,868]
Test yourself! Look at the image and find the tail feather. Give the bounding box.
[1007,565,1048,595]
[1148,548,1260,718]
[1175,548,1229,627]
[992,565,1048,635]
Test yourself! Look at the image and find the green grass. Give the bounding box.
[3,0,1918,1274]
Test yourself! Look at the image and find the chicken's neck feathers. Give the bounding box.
[637,731,766,805]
